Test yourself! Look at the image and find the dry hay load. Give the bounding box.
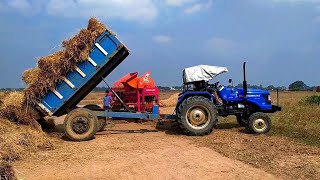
[0,17,106,179]
[0,119,53,179]
[22,68,40,85]
[0,18,108,129]
[159,93,180,107]
[0,92,41,130]
[0,161,16,180]
[23,17,108,107]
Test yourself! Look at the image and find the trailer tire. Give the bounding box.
[83,104,107,132]
[83,104,103,111]
[97,118,107,132]
[246,112,271,134]
[179,96,217,136]
[64,108,98,141]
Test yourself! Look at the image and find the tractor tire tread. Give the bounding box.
[246,112,271,134]
[178,96,217,136]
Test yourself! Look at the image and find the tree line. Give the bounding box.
[0,81,317,92]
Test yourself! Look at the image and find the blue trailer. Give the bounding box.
[36,27,281,141]
[36,30,129,117]
[36,29,176,141]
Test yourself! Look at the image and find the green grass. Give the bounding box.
[303,95,320,105]
[270,92,320,146]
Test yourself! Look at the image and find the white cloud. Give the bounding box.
[271,0,320,3]
[206,37,238,56]
[165,0,195,7]
[6,0,32,14]
[46,0,158,22]
[184,4,202,14]
[153,35,172,44]
[0,0,46,15]
[184,0,213,14]
[0,0,214,22]
[208,37,236,49]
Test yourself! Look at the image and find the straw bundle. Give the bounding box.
[0,92,7,106]
[0,92,24,109]
[23,17,108,106]
[159,93,180,107]
[22,68,41,85]
[0,119,53,175]
[87,17,108,36]
[0,92,41,130]
[38,51,65,75]
[0,161,16,180]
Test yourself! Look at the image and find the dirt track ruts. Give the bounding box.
[14,121,278,180]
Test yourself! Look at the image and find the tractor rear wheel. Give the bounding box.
[83,104,107,132]
[246,112,271,134]
[64,108,98,141]
[175,103,182,119]
[179,96,217,136]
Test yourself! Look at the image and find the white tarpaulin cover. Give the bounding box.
[183,65,228,84]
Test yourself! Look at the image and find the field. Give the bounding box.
[79,90,320,179]
[80,90,320,145]
[4,90,320,179]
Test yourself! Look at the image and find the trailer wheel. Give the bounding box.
[247,112,271,134]
[83,104,107,132]
[97,118,107,132]
[83,104,103,111]
[64,108,98,141]
[179,96,217,136]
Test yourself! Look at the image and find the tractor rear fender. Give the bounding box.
[178,91,214,104]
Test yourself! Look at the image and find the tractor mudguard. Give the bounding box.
[178,91,214,103]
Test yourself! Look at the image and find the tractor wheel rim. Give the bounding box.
[253,118,267,132]
[72,116,90,134]
[186,105,211,129]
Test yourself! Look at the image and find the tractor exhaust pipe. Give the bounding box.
[243,62,248,98]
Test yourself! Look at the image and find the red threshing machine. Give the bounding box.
[112,71,159,113]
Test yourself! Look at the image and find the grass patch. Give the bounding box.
[302,95,320,105]
[270,91,320,146]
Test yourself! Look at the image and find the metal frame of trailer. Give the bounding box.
[94,106,177,120]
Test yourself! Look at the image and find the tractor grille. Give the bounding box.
[262,94,271,104]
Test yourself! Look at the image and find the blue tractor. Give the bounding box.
[175,62,281,135]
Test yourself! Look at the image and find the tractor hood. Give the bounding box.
[231,88,270,98]
[247,88,269,95]
[183,65,228,84]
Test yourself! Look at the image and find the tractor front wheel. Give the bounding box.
[179,96,217,136]
[246,112,271,134]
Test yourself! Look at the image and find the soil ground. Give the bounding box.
[14,120,277,180]
[12,91,320,180]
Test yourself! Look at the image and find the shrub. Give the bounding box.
[303,95,320,105]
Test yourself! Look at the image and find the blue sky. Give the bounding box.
[0,0,319,88]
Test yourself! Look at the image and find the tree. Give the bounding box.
[266,85,276,91]
[288,81,308,91]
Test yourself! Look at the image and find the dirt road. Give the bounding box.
[14,120,278,180]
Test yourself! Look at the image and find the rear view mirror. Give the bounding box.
[228,79,233,83]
